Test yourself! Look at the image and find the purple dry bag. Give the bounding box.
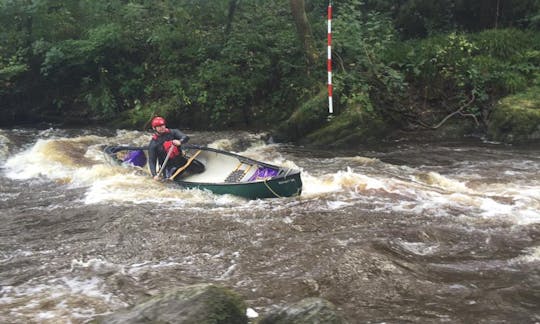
[123,150,147,167]
[248,166,279,181]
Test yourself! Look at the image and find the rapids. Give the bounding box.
[0,127,539,323]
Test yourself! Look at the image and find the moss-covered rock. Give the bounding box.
[274,88,329,142]
[94,284,247,324]
[303,103,388,147]
[275,89,389,147]
[487,86,540,142]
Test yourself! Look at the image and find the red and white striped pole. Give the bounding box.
[327,1,333,114]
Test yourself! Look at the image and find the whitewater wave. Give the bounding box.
[2,131,539,225]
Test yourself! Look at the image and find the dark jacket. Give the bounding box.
[148,128,190,176]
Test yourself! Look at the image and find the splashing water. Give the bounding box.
[1,129,540,323]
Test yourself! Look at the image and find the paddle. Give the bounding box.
[169,150,202,180]
[155,144,175,179]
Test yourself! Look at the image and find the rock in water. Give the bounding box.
[94,284,247,324]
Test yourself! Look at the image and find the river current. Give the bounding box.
[0,127,539,323]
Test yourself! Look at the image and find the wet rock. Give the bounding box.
[275,87,393,148]
[275,88,328,143]
[303,104,388,147]
[94,284,247,324]
[258,297,348,324]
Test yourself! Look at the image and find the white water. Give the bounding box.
[3,130,540,226]
[1,128,540,323]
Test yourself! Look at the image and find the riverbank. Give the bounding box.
[276,82,540,147]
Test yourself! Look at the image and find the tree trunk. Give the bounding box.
[479,0,497,29]
[225,0,238,35]
[289,0,319,67]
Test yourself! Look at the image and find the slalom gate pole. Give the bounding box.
[327,0,333,114]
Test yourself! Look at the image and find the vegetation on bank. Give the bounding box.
[1,0,539,143]
[488,84,540,143]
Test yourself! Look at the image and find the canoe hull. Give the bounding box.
[103,144,302,199]
[175,170,302,199]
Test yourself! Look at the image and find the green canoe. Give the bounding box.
[103,144,302,199]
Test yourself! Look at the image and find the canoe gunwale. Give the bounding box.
[102,144,302,198]
[178,144,300,186]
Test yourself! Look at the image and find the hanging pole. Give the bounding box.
[327,0,333,114]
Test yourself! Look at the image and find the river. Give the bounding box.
[0,127,539,323]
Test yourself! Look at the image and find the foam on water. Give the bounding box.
[71,258,126,275]
[4,137,105,180]
[3,135,245,207]
[209,138,238,151]
[417,171,474,194]
[3,132,539,225]
[246,307,259,318]
[299,167,386,197]
[228,155,540,226]
[126,260,184,275]
[297,159,540,225]
[0,132,9,162]
[395,239,441,256]
[2,133,308,208]
[0,276,127,323]
[0,192,20,202]
[2,129,539,323]
[84,173,244,206]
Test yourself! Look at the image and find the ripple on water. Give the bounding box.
[1,129,539,322]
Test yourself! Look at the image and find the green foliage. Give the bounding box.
[0,50,28,95]
[394,0,455,37]
[399,33,477,90]
[360,0,540,37]
[385,28,539,127]
[333,0,406,114]
[1,0,539,142]
[29,0,83,41]
[488,85,540,142]
[176,0,310,128]
[468,29,539,96]
[471,28,532,60]
[83,80,116,118]
[108,0,310,129]
[41,23,122,76]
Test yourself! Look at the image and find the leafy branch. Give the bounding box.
[418,92,479,129]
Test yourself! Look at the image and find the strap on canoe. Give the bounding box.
[233,162,243,172]
[169,150,202,180]
[242,164,253,178]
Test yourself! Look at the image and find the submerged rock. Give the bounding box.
[94,284,247,324]
[258,297,348,324]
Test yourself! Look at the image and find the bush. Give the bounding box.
[488,85,540,142]
[384,29,540,128]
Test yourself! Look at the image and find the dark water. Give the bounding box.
[1,128,539,323]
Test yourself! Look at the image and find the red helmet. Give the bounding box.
[151,116,166,128]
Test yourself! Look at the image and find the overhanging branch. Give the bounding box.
[420,93,478,129]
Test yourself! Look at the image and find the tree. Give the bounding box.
[289,0,318,67]
[225,0,238,35]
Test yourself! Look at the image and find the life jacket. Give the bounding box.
[162,140,181,159]
[152,128,181,159]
